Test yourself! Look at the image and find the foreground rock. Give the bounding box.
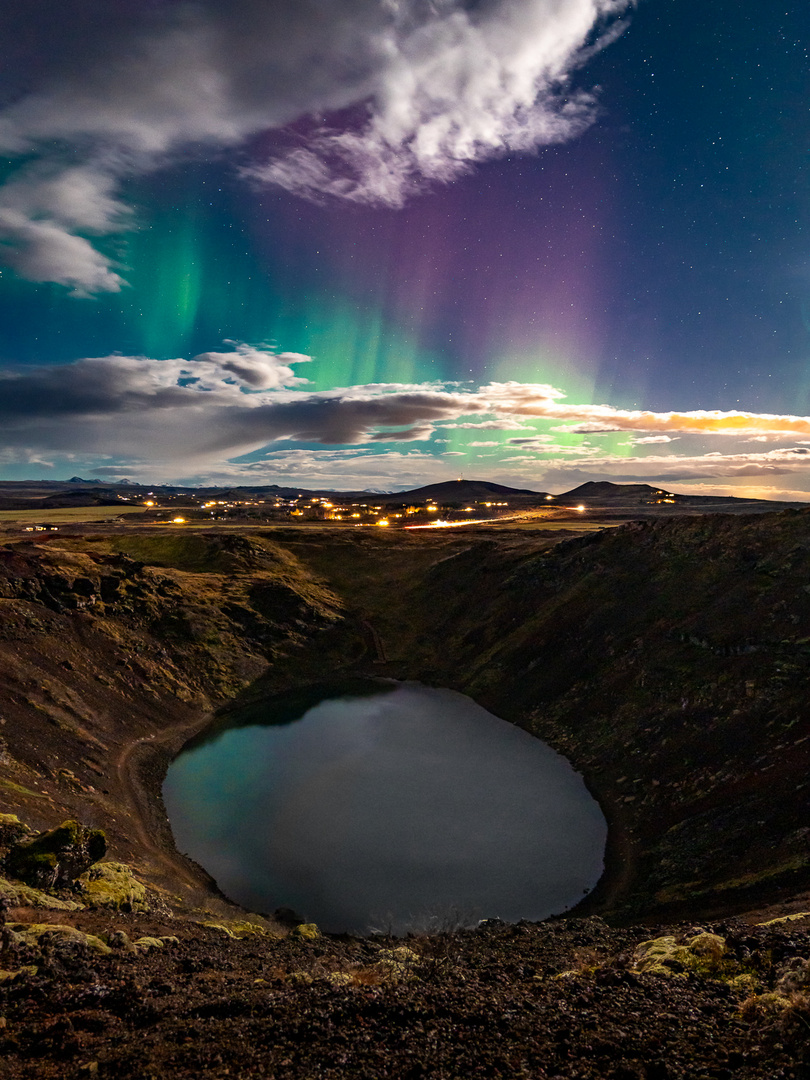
[1,911,809,1078]
[77,862,149,913]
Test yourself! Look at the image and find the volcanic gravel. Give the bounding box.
[1,914,809,1079]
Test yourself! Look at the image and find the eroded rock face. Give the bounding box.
[4,820,106,890]
[0,814,31,849]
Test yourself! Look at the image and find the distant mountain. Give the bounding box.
[553,481,672,504]
[364,479,545,505]
[65,476,134,487]
[552,480,807,513]
[196,480,547,504]
[1,476,799,513]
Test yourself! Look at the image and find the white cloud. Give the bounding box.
[191,343,311,390]
[0,163,131,292]
[550,422,622,434]
[440,420,534,430]
[0,447,57,468]
[508,437,602,454]
[250,0,628,206]
[480,381,810,438]
[0,0,631,289]
[222,447,468,491]
[0,164,131,232]
[631,435,678,445]
[659,481,810,501]
[539,447,810,481]
[2,351,810,494]
[0,208,125,295]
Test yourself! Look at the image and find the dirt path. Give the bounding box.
[115,711,222,896]
[360,619,388,663]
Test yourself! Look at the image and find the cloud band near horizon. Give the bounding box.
[3,349,810,484]
[0,0,631,293]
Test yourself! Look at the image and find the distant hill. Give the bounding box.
[551,480,807,514]
[553,481,673,504]
[362,479,545,505]
[0,476,803,514]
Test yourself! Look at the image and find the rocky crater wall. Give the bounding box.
[0,515,808,924]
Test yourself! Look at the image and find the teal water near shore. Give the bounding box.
[163,683,607,934]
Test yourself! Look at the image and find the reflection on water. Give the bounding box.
[163,682,606,934]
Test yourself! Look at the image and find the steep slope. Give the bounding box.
[0,533,344,892]
[2,514,810,924]
[346,510,810,920]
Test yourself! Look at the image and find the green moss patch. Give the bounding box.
[0,778,47,799]
[199,920,278,940]
[0,874,83,910]
[0,966,38,983]
[633,932,728,978]
[78,861,149,912]
[290,922,320,941]
[133,936,165,950]
[9,922,112,955]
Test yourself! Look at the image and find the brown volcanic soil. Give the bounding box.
[1,514,810,1076]
[2,912,810,1080]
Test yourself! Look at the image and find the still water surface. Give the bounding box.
[163,683,606,934]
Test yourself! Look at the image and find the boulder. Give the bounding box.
[290,922,320,941]
[10,922,112,954]
[0,814,31,849]
[78,861,148,912]
[0,875,83,911]
[4,820,106,890]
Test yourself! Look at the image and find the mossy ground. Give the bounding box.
[77,862,149,913]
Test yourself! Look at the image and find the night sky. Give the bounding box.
[1,0,809,496]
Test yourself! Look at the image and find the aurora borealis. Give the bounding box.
[1,0,810,496]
